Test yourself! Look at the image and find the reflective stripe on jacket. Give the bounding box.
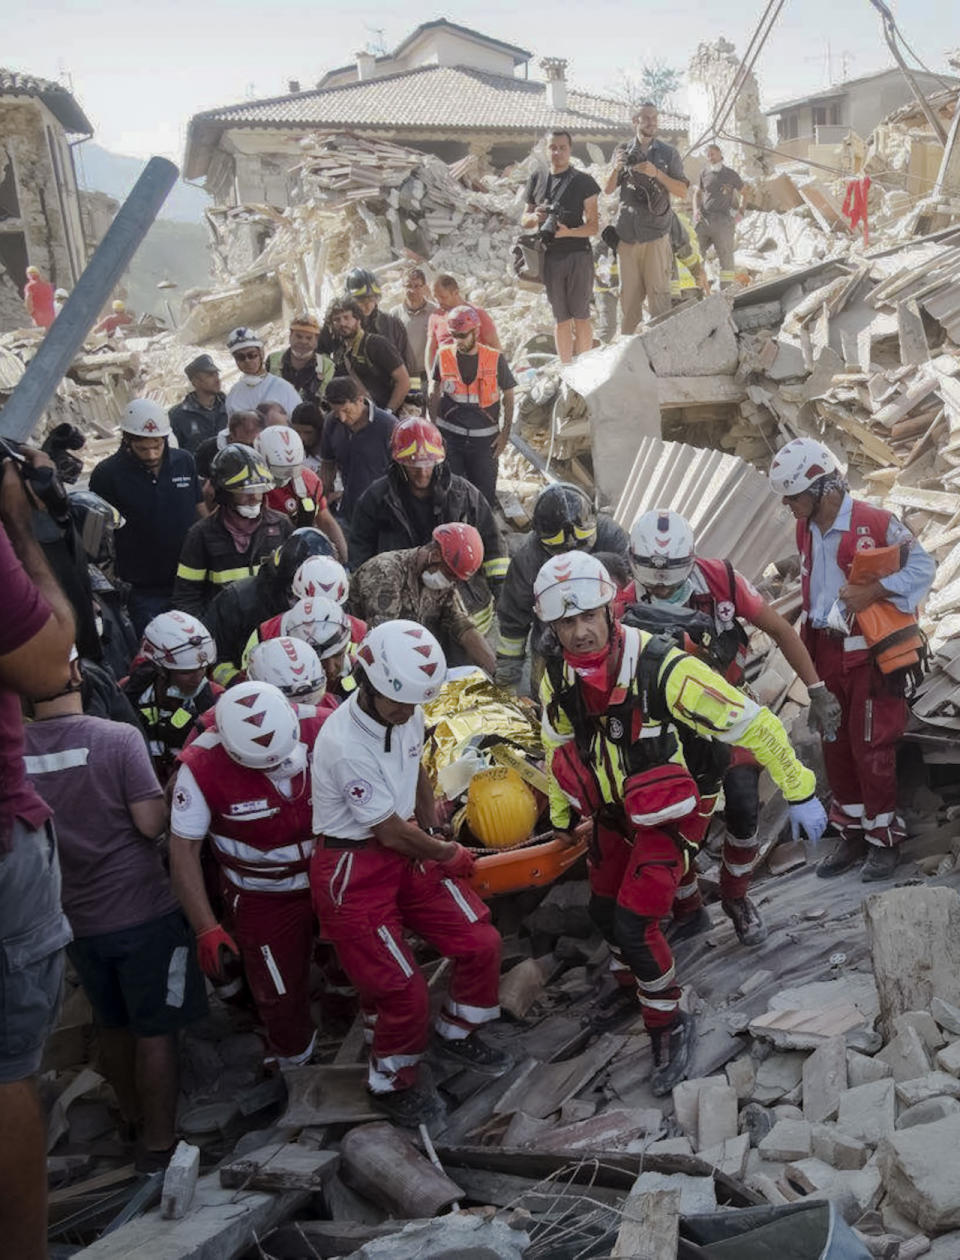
[437,344,500,410]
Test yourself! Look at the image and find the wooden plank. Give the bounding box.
[449,1165,625,1210]
[887,486,960,515]
[613,1187,680,1258]
[495,1033,626,1119]
[816,403,899,466]
[48,1164,137,1207]
[219,1143,339,1192]
[280,1065,384,1127]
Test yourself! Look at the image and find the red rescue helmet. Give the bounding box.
[391,417,445,469]
[432,522,484,581]
[447,304,480,335]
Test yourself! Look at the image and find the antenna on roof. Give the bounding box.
[364,25,388,55]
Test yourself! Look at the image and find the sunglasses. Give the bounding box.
[540,524,597,552]
[234,350,260,363]
[450,331,474,340]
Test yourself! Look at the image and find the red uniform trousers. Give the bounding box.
[310,844,501,1094]
[811,632,907,848]
[674,747,761,912]
[221,880,316,1059]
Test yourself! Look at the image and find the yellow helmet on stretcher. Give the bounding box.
[465,767,538,850]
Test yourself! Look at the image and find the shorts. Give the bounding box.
[543,249,595,322]
[67,910,208,1038]
[0,819,72,1082]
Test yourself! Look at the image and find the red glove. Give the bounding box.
[439,842,476,880]
[195,924,239,979]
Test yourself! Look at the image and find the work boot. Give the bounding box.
[816,833,866,878]
[665,906,711,945]
[861,845,899,882]
[372,1081,446,1128]
[721,896,768,946]
[650,1011,697,1097]
[584,978,640,1030]
[430,1033,512,1078]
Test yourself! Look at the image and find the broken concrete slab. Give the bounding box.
[671,1075,727,1145]
[753,1051,807,1103]
[161,1142,199,1220]
[628,1170,717,1216]
[876,1028,933,1083]
[749,1004,866,1051]
[878,1113,960,1234]
[935,1038,960,1077]
[342,1213,530,1260]
[896,1096,960,1130]
[639,293,739,378]
[837,1078,897,1145]
[785,1158,883,1221]
[767,976,880,1024]
[726,1055,757,1101]
[896,1072,960,1106]
[803,1036,847,1124]
[811,1123,869,1170]
[696,1084,739,1152]
[893,1011,946,1052]
[758,1119,812,1162]
[931,998,960,1036]
[864,886,960,1034]
[847,1051,894,1087]
[697,1133,750,1179]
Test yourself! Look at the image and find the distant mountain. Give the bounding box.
[76,143,211,224]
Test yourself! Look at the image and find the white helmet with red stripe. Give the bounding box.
[281,596,351,659]
[247,635,326,702]
[533,552,616,623]
[140,610,216,670]
[216,681,299,770]
[768,438,841,496]
[256,425,305,481]
[629,509,695,589]
[291,555,348,605]
[121,398,171,438]
[356,620,446,704]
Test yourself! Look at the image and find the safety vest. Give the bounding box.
[134,678,219,780]
[437,343,501,411]
[179,715,323,893]
[796,499,895,668]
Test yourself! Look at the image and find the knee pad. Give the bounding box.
[612,905,663,984]
[723,764,760,840]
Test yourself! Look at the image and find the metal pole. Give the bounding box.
[0,156,179,444]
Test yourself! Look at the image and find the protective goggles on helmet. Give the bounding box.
[631,554,695,588]
[539,522,598,554]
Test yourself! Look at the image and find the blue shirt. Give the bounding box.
[320,403,395,521]
[807,493,935,627]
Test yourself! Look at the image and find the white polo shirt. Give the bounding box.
[224,372,302,418]
[311,692,424,839]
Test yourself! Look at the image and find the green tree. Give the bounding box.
[610,61,683,111]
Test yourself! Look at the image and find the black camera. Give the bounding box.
[0,434,71,524]
[538,203,563,244]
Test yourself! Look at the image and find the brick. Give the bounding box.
[836,1078,896,1145]
[758,1119,812,1163]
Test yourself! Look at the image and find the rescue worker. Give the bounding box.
[285,554,366,643]
[224,328,301,418]
[628,509,842,943]
[536,553,828,1092]
[173,444,291,620]
[350,418,508,640]
[168,354,228,454]
[122,611,220,783]
[769,438,935,880]
[206,528,336,687]
[426,275,502,371]
[170,682,326,1068]
[692,143,743,291]
[351,524,496,673]
[326,298,410,415]
[344,268,415,374]
[266,313,335,405]
[94,300,134,337]
[428,305,516,507]
[310,622,507,1124]
[276,596,356,699]
[89,398,203,635]
[23,264,55,328]
[496,482,630,691]
[247,636,335,715]
[391,267,437,375]
[256,427,347,559]
[669,210,709,301]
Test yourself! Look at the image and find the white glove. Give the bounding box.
[789,795,828,844]
[807,682,842,742]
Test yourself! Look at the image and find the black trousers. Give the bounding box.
[440,429,498,507]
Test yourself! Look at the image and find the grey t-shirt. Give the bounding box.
[23,714,175,937]
[614,138,688,244]
[699,164,743,220]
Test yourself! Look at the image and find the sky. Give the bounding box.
[5,0,959,165]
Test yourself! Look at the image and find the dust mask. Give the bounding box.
[274,742,308,780]
[167,681,205,701]
[234,503,261,520]
[709,161,724,172]
[422,569,453,591]
[648,578,694,609]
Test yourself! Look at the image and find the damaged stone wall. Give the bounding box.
[0,98,85,331]
[687,38,771,177]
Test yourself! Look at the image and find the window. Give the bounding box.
[0,147,20,221]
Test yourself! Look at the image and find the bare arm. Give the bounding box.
[0,459,75,697]
[320,459,337,499]
[751,601,820,689]
[169,832,218,934]
[522,202,547,230]
[130,795,168,841]
[554,195,599,240]
[372,812,455,861]
[604,160,623,196]
[415,764,438,830]
[460,626,496,676]
[317,506,348,563]
[387,365,411,414]
[655,169,689,199]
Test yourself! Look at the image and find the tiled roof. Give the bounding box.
[0,68,92,133]
[190,64,686,138]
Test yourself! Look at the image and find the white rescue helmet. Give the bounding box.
[256,426,305,482]
[768,438,841,497]
[121,398,171,438]
[533,552,616,624]
[140,610,216,671]
[226,326,263,355]
[629,510,696,589]
[356,620,446,704]
[247,635,326,703]
[281,596,351,659]
[292,555,348,605]
[216,681,299,770]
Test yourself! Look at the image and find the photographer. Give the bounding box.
[604,103,689,334]
[523,130,600,363]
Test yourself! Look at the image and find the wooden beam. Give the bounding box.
[613,1187,680,1258]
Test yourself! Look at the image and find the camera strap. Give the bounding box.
[540,167,577,209]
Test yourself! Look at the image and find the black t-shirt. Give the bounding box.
[433,352,517,427]
[698,164,744,219]
[320,403,396,519]
[398,480,436,544]
[340,333,403,410]
[524,168,601,256]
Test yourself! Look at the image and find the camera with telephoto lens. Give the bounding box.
[538,203,564,244]
[0,433,71,525]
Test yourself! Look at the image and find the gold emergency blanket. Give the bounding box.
[421,671,543,789]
